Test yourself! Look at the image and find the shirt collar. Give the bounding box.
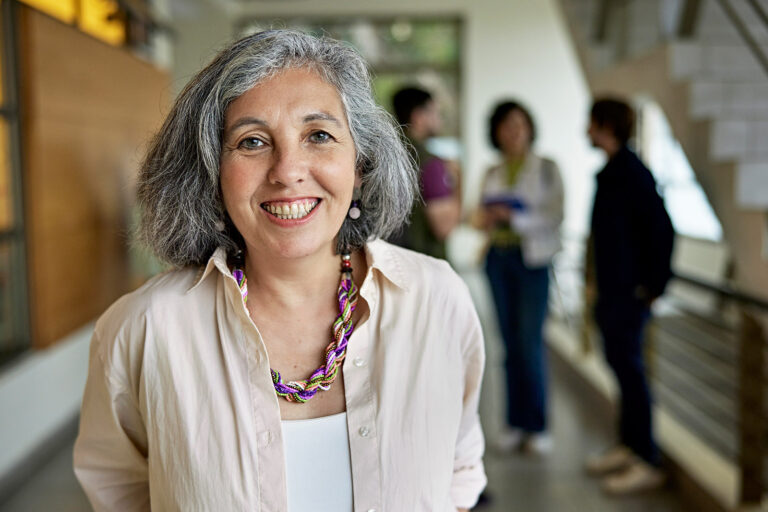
[187,240,411,293]
[187,247,231,292]
[364,239,410,291]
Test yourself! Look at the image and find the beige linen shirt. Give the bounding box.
[73,239,487,511]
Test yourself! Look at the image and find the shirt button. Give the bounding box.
[359,426,370,437]
[353,357,366,367]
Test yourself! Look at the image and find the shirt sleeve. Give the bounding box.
[450,280,488,509]
[421,157,454,201]
[73,329,150,512]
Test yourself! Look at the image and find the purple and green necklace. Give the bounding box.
[232,252,359,403]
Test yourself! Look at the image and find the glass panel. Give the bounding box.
[0,121,11,231]
[0,9,3,109]
[0,240,23,364]
[20,0,76,24]
[79,0,125,46]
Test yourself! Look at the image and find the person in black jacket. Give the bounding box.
[583,98,674,495]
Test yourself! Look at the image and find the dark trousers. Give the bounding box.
[485,246,550,433]
[595,298,659,466]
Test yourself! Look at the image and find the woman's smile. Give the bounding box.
[261,198,320,221]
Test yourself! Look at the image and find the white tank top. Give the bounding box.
[281,412,353,512]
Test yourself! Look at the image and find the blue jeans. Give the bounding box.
[485,246,550,433]
[595,298,660,466]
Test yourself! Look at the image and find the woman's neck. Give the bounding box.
[503,150,527,165]
[243,247,341,310]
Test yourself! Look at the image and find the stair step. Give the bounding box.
[686,79,768,120]
[737,161,768,208]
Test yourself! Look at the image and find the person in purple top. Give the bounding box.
[390,86,460,259]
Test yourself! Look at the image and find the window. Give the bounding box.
[237,17,463,145]
[20,0,126,46]
[636,99,723,242]
[0,0,30,365]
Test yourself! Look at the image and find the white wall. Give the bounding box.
[171,0,603,241]
[0,325,91,479]
[169,0,236,94]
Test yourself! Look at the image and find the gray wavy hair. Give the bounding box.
[137,29,418,267]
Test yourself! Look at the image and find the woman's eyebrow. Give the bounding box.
[303,111,342,126]
[227,116,268,133]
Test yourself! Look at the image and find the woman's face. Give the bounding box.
[220,67,358,261]
[496,109,531,158]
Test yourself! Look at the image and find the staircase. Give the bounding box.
[556,0,768,300]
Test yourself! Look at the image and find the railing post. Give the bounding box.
[677,0,702,38]
[738,309,766,504]
[592,0,612,43]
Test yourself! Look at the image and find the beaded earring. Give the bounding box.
[348,186,362,219]
[348,200,361,220]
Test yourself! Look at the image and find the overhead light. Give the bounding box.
[390,20,412,41]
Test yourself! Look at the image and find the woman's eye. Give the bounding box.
[309,131,332,143]
[239,137,264,150]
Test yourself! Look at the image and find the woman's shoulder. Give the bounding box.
[369,241,481,350]
[94,266,203,338]
[528,152,558,170]
[484,162,505,176]
[368,240,471,305]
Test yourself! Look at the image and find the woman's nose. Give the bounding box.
[267,144,307,186]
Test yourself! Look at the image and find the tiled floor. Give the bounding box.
[0,356,685,512]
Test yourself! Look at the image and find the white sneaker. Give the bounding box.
[522,433,553,455]
[601,459,666,495]
[584,445,633,475]
[494,427,524,452]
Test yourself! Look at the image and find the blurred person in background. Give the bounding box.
[584,97,674,495]
[474,100,564,454]
[73,29,486,511]
[391,86,461,259]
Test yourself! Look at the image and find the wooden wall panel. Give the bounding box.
[18,7,170,348]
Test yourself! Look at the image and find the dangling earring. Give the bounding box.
[214,219,226,232]
[348,188,362,220]
[348,200,361,220]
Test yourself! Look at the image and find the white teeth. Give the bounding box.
[265,200,318,220]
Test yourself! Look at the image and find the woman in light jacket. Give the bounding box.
[73,30,486,511]
[477,100,563,453]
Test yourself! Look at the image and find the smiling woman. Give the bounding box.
[72,30,487,512]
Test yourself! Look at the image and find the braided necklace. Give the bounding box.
[232,252,359,403]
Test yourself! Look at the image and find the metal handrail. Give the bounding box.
[746,0,768,33]
[672,271,768,311]
[552,252,768,312]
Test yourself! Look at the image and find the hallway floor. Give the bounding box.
[477,355,684,512]
[0,353,685,512]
